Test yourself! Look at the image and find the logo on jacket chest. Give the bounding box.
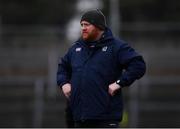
[102,46,108,52]
[75,47,82,52]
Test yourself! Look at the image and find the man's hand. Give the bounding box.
[108,82,121,96]
[62,83,71,99]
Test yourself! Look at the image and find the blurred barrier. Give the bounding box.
[33,78,44,127]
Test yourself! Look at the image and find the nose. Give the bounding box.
[81,24,86,30]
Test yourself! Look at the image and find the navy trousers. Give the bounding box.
[74,120,120,128]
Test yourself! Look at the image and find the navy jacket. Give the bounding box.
[57,28,146,121]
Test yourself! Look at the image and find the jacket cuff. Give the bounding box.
[116,78,127,87]
[58,81,70,89]
[118,74,137,87]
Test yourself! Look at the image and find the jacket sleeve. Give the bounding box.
[117,43,146,87]
[57,50,72,88]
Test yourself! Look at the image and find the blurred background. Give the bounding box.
[0,0,180,127]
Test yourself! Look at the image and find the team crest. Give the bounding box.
[102,46,108,52]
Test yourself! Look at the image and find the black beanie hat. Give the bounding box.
[80,9,107,30]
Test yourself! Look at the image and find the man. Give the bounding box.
[57,9,146,128]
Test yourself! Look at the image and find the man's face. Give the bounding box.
[80,21,99,42]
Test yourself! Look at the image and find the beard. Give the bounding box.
[81,31,98,42]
